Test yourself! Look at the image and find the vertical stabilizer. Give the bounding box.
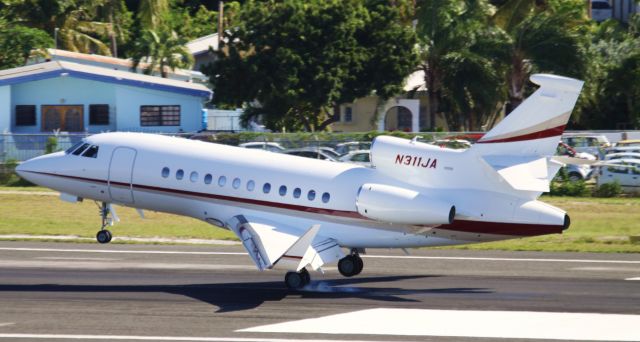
[474,74,584,157]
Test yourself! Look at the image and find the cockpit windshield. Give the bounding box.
[82,145,99,158]
[65,141,85,154]
[65,141,100,158]
[72,143,90,156]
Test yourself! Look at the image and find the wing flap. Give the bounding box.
[226,215,343,271]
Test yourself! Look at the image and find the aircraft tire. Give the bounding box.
[338,255,356,277]
[285,271,305,289]
[300,268,311,285]
[96,230,112,244]
[353,255,364,276]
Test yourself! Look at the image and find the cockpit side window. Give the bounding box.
[65,141,85,154]
[82,145,99,158]
[72,143,90,156]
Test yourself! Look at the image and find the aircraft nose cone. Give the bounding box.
[14,160,27,178]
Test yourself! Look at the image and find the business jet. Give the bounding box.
[17,74,583,289]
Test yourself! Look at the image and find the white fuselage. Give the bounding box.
[17,132,568,249]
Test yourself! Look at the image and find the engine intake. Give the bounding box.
[356,183,455,225]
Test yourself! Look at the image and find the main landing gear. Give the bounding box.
[284,268,310,289]
[338,249,364,277]
[96,202,113,244]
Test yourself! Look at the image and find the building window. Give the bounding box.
[15,105,36,126]
[161,167,170,178]
[343,106,353,123]
[140,105,181,126]
[89,104,110,125]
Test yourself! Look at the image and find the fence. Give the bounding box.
[2,130,639,163]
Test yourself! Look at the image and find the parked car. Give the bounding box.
[284,148,339,161]
[339,150,371,167]
[431,139,472,150]
[556,142,595,181]
[615,140,640,148]
[597,159,640,193]
[606,146,640,155]
[561,134,610,157]
[591,0,613,22]
[238,142,285,153]
[604,152,640,161]
[335,142,371,156]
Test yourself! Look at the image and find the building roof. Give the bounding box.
[0,61,212,98]
[186,33,219,56]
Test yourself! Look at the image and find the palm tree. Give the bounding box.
[492,0,587,111]
[137,0,170,30]
[415,0,510,130]
[131,27,194,78]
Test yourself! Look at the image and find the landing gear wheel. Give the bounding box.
[353,255,364,276]
[299,268,311,285]
[96,230,112,244]
[285,271,306,289]
[338,255,357,277]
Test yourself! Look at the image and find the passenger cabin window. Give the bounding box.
[279,185,287,196]
[232,178,241,189]
[161,167,170,178]
[72,143,90,156]
[263,183,271,193]
[82,145,99,158]
[247,180,255,191]
[176,169,184,180]
[190,171,198,183]
[218,176,227,187]
[293,188,301,198]
[204,174,212,184]
[307,190,316,201]
[322,192,330,203]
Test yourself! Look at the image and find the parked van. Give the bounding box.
[562,134,610,157]
[597,159,640,193]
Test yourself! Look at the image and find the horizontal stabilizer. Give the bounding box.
[482,155,550,192]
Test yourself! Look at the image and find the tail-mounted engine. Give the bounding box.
[356,183,455,225]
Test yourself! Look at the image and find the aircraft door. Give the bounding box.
[108,147,137,204]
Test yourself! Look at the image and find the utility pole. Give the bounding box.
[218,1,224,48]
[587,0,592,19]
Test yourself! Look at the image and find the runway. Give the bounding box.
[0,241,639,342]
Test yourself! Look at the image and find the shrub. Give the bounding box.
[550,179,590,197]
[45,136,58,154]
[593,181,622,198]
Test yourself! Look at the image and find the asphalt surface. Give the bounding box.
[0,241,638,342]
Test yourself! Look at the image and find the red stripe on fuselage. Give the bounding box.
[21,170,564,236]
[477,125,566,144]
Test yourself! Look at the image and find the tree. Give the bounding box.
[2,0,131,55]
[415,0,510,130]
[205,0,418,132]
[0,21,53,69]
[130,27,194,77]
[493,0,588,112]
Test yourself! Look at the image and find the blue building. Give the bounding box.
[0,60,212,134]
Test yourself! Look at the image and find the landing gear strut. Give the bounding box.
[284,268,310,289]
[338,249,364,277]
[96,202,113,244]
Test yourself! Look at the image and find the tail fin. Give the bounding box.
[474,74,584,157]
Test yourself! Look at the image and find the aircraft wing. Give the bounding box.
[226,215,344,272]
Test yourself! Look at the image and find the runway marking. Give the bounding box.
[240,308,640,341]
[0,323,15,327]
[0,334,393,342]
[626,277,640,280]
[1,247,639,264]
[36,257,120,261]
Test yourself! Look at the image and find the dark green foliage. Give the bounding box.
[205,0,418,132]
[0,23,52,69]
[0,159,34,186]
[593,182,622,198]
[549,180,590,197]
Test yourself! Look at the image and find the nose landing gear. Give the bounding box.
[96,202,114,244]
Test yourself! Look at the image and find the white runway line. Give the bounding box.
[0,323,15,327]
[240,308,640,341]
[626,277,640,280]
[0,247,639,264]
[0,334,396,342]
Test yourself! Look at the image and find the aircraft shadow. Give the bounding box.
[0,275,493,313]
